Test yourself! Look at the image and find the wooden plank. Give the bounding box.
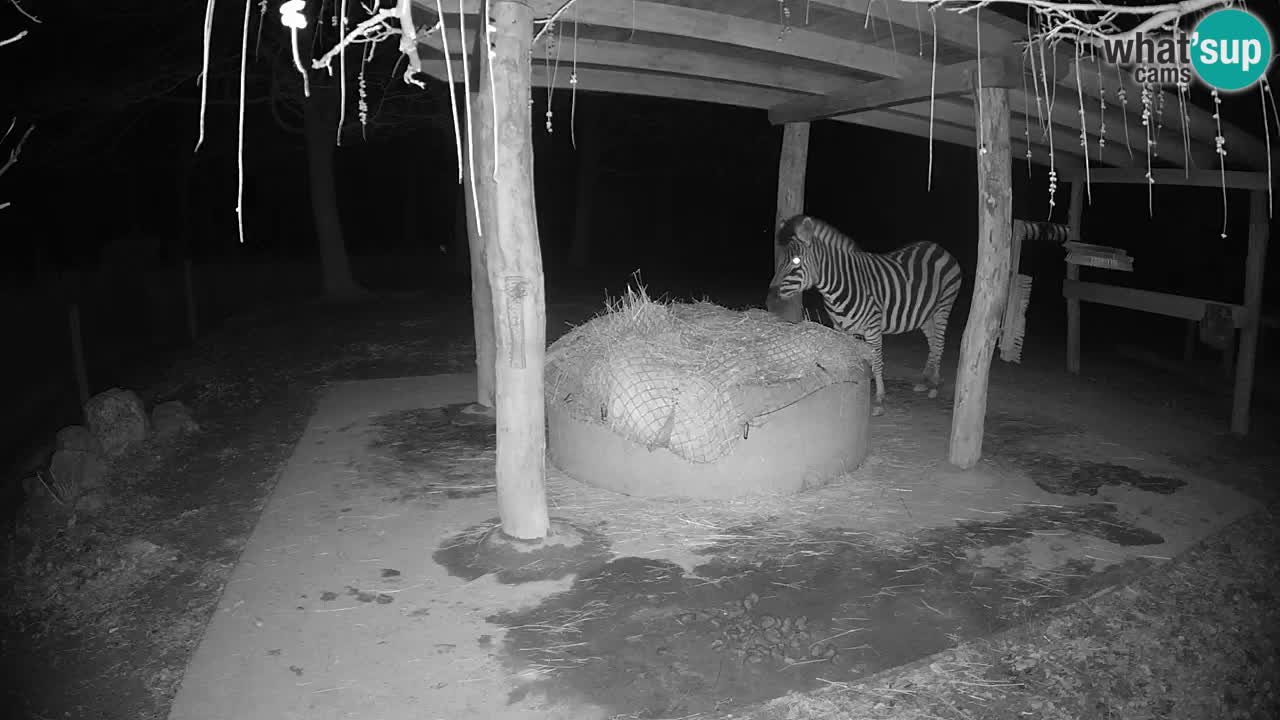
[1063,279,1246,325]
[1057,167,1270,191]
[949,86,1012,470]
[845,107,1082,169]
[425,0,914,78]
[923,96,1110,168]
[815,0,1018,56]
[768,123,809,323]
[483,0,549,540]
[1232,190,1270,435]
[423,29,855,98]
[1065,181,1084,375]
[769,55,1021,124]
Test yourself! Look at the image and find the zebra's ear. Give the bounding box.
[795,215,814,244]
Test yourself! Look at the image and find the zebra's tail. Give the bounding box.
[1013,219,1071,246]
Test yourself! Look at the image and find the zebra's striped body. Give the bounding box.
[769,214,964,415]
[1013,219,1072,246]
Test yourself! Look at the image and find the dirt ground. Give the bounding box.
[1,289,1277,720]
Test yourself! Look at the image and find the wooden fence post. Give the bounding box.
[1231,189,1269,435]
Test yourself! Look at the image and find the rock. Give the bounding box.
[151,400,199,439]
[84,388,150,457]
[55,425,102,454]
[49,448,106,495]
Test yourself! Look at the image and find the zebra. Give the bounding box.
[769,214,964,417]
[1013,219,1072,246]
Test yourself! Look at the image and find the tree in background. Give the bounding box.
[10,0,450,297]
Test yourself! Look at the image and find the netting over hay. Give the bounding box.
[545,288,874,464]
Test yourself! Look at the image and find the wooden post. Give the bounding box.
[463,152,497,408]
[183,258,199,342]
[1231,190,1269,435]
[1065,181,1085,375]
[478,0,549,540]
[769,122,809,323]
[69,304,90,415]
[949,87,1012,470]
[1222,328,1236,378]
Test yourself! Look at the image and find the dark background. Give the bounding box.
[1,1,1277,481]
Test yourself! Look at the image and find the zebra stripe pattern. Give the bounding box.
[769,214,964,416]
[1013,219,1072,246]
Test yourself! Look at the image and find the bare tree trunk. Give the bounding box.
[464,153,496,407]
[303,89,362,298]
[479,0,549,540]
[949,87,1012,470]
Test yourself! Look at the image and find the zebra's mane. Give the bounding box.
[778,214,861,252]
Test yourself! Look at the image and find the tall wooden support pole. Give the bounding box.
[767,122,809,323]
[949,88,1012,470]
[479,0,549,540]
[1231,190,1269,435]
[1065,182,1085,375]
[464,147,497,408]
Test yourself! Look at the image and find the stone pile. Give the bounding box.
[21,388,200,515]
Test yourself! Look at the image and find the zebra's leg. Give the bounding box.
[924,298,957,399]
[913,315,937,394]
[866,325,887,416]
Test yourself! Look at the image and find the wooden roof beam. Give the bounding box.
[418,0,913,79]
[421,28,851,97]
[813,0,1018,56]
[769,55,1026,124]
[1057,167,1270,190]
[421,1,1178,169]
[416,58,1074,170]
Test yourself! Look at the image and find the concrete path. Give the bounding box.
[168,373,1259,720]
[167,375,609,720]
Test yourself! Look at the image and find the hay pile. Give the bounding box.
[545,286,873,464]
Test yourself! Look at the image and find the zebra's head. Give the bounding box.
[768,214,820,299]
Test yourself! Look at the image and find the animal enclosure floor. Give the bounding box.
[166,371,1258,720]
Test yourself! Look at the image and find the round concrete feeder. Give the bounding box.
[548,375,871,500]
